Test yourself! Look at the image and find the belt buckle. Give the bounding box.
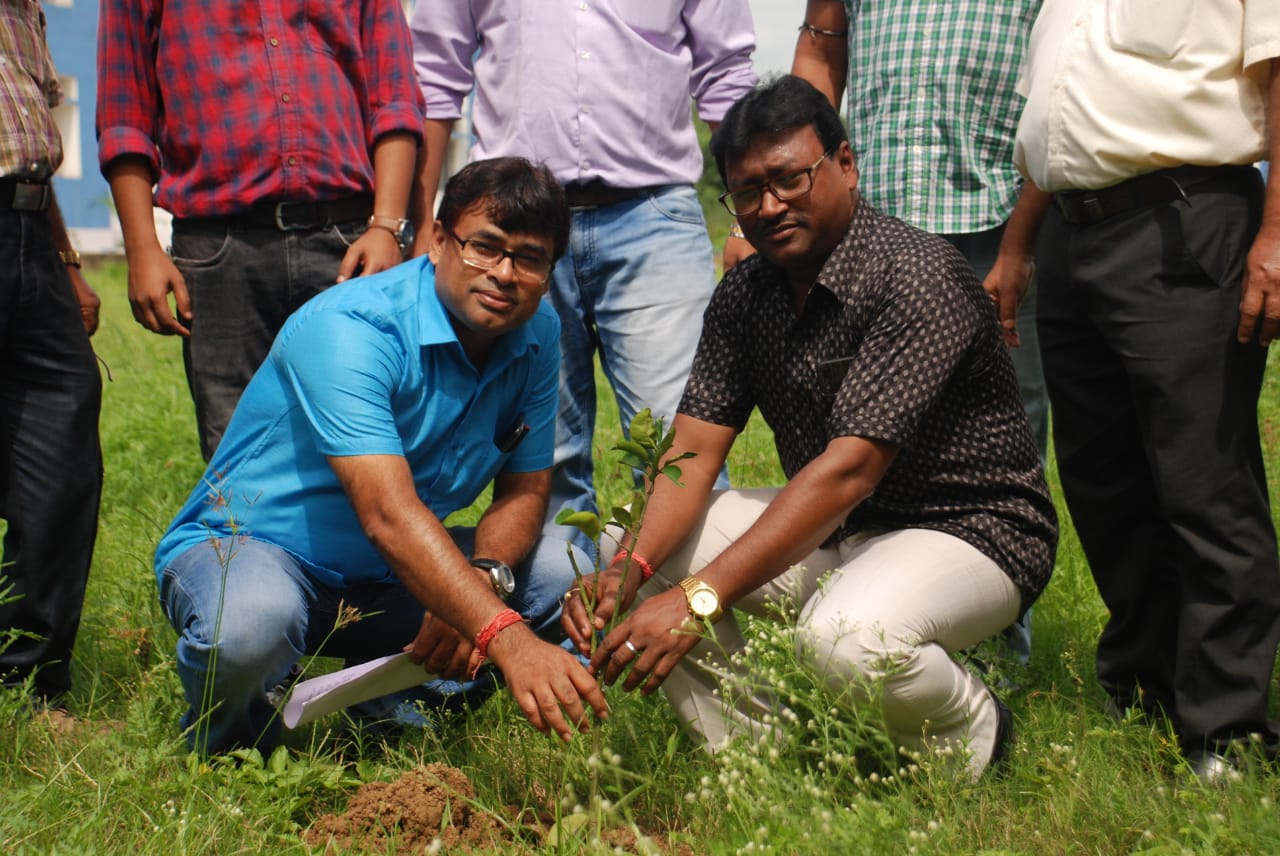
[273,201,306,231]
[12,182,50,212]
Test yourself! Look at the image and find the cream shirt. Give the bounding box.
[1013,0,1279,192]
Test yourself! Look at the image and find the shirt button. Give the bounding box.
[270,37,279,46]
[578,1,587,8]
[287,156,297,166]
[281,93,290,103]
[580,106,590,114]
[580,51,590,59]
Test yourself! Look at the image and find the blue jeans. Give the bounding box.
[160,531,583,754]
[0,209,102,700]
[544,185,724,551]
[171,217,372,461]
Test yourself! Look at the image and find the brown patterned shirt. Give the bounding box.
[680,202,1057,606]
[0,0,62,180]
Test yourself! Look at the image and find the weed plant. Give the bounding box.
[4,260,1280,853]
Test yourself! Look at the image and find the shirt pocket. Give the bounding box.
[618,0,685,37]
[1106,0,1193,59]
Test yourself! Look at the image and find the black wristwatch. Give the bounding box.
[471,558,515,601]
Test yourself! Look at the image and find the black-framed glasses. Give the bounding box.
[448,230,553,282]
[718,150,834,216]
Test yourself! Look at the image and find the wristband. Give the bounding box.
[615,549,655,582]
[472,608,524,676]
[728,221,745,240]
[798,21,848,40]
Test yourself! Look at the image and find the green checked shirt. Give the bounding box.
[843,0,1040,234]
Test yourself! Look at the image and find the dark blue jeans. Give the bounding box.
[0,209,102,700]
[171,217,370,460]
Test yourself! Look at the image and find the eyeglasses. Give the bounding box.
[718,151,833,217]
[448,230,553,282]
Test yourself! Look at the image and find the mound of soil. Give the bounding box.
[303,763,694,854]
[303,763,504,852]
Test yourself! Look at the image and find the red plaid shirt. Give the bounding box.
[96,0,423,218]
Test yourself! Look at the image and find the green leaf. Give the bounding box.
[554,509,602,542]
[611,505,633,528]
[629,408,656,445]
[268,744,290,775]
[613,439,649,459]
[660,464,685,485]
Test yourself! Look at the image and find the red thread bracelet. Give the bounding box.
[472,608,524,676]
[616,549,654,581]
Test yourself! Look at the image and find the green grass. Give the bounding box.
[4,256,1280,854]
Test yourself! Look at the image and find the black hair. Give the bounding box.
[437,157,570,260]
[709,74,850,183]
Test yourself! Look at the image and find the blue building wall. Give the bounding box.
[43,1,114,237]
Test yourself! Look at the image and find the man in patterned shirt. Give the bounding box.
[0,0,102,708]
[97,0,424,460]
[563,76,1057,782]
[790,1,1046,658]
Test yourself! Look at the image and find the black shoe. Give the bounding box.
[986,690,1014,776]
[1185,748,1238,785]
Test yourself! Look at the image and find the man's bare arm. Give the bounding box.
[1238,60,1280,346]
[337,131,419,281]
[329,453,607,738]
[105,154,191,336]
[791,0,850,109]
[983,182,1051,347]
[409,118,457,258]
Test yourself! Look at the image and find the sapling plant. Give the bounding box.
[549,408,695,851]
[555,407,695,654]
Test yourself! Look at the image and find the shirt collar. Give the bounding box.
[812,200,880,307]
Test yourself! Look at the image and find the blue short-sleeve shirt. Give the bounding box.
[154,257,560,588]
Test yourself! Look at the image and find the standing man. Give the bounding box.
[989,0,1280,780]
[155,158,608,755]
[564,77,1056,782]
[0,0,103,707]
[97,0,424,460]
[790,0,1046,452]
[410,1,756,544]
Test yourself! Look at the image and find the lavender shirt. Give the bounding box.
[412,0,756,189]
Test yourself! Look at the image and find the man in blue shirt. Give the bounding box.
[156,158,608,755]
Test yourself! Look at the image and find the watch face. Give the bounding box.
[492,564,515,597]
[690,589,718,616]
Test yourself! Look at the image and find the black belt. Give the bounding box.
[0,179,52,212]
[231,193,374,230]
[562,181,655,208]
[1052,165,1250,226]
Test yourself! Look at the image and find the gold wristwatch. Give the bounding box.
[678,577,723,623]
[59,249,82,268]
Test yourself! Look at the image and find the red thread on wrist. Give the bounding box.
[472,608,524,676]
[616,549,654,581]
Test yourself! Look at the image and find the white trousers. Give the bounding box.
[640,489,1021,780]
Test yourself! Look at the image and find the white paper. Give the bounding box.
[281,652,436,729]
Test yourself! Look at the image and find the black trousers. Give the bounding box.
[1037,165,1280,751]
[0,209,102,700]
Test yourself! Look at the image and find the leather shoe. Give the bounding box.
[986,690,1014,775]
[1185,749,1237,785]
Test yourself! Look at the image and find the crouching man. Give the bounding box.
[156,157,607,754]
[564,77,1057,781]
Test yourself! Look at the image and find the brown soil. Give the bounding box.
[303,763,504,852]
[303,763,696,854]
